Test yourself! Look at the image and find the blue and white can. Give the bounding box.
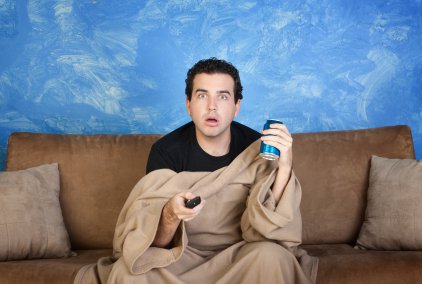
[260,119,283,160]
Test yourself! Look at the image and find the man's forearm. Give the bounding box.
[152,205,181,248]
[271,167,292,203]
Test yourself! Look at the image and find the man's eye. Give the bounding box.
[198,93,206,99]
[219,94,228,100]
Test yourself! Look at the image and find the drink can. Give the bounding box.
[260,119,283,160]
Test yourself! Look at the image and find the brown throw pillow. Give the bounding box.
[356,155,422,250]
[0,163,73,260]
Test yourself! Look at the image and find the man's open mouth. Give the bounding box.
[205,116,219,125]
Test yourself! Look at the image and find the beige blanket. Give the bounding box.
[75,139,318,284]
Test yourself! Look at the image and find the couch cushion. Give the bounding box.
[0,163,72,260]
[356,155,422,250]
[0,249,111,284]
[293,125,415,244]
[302,244,422,284]
[6,133,162,249]
[5,126,415,248]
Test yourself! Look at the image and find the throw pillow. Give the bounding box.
[356,155,422,250]
[0,163,73,261]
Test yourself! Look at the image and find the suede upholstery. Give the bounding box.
[2,125,420,283]
[0,163,72,261]
[293,125,415,244]
[356,156,422,250]
[303,244,422,284]
[6,133,162,250]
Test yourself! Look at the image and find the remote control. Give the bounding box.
[185,196,201,209]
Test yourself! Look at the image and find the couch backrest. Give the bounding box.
[293,125,415,244]
[6,125,415,248]
[6,133,162,249]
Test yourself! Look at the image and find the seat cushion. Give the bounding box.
[0,249,111,284]
[302,244,422,284]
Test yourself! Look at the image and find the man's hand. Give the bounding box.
[152,192,205,248]
[261,122,293,202]
[261,122,293,168]
[164,192,206,222]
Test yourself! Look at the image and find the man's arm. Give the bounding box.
[152,192,206,248]
[147,142,199,247]
[260,123,293,203]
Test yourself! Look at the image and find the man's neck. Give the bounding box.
[195,130,231,157]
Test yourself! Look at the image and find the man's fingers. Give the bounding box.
[172,193,205,222]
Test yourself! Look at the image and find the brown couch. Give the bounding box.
[1,125,421,284]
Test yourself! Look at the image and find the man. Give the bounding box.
[91,58,317,284]
[147,58,295,248]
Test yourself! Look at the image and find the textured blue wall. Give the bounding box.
[1,0,421,170]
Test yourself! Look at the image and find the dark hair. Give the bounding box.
[185,57,243,102]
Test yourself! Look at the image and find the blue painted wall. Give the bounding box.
[1,0,421,170]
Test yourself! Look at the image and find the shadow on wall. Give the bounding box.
[0,130,11,170]
[0,144,6,171]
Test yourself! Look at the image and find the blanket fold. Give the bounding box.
[75,139,318,284]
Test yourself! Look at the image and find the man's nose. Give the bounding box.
[208,98,216,111]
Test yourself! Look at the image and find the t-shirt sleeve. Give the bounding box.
[146,143,175,174]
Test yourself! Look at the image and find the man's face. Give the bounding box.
[186,73,241,142]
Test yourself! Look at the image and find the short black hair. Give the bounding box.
[185,57,243,103]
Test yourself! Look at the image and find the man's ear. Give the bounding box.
[185,97,191,116]
[234,99,241,118]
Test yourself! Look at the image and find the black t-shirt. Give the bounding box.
[146,121,261,173]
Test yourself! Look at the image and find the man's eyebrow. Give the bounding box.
[217,90,232,95]
[194,89,232,95]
